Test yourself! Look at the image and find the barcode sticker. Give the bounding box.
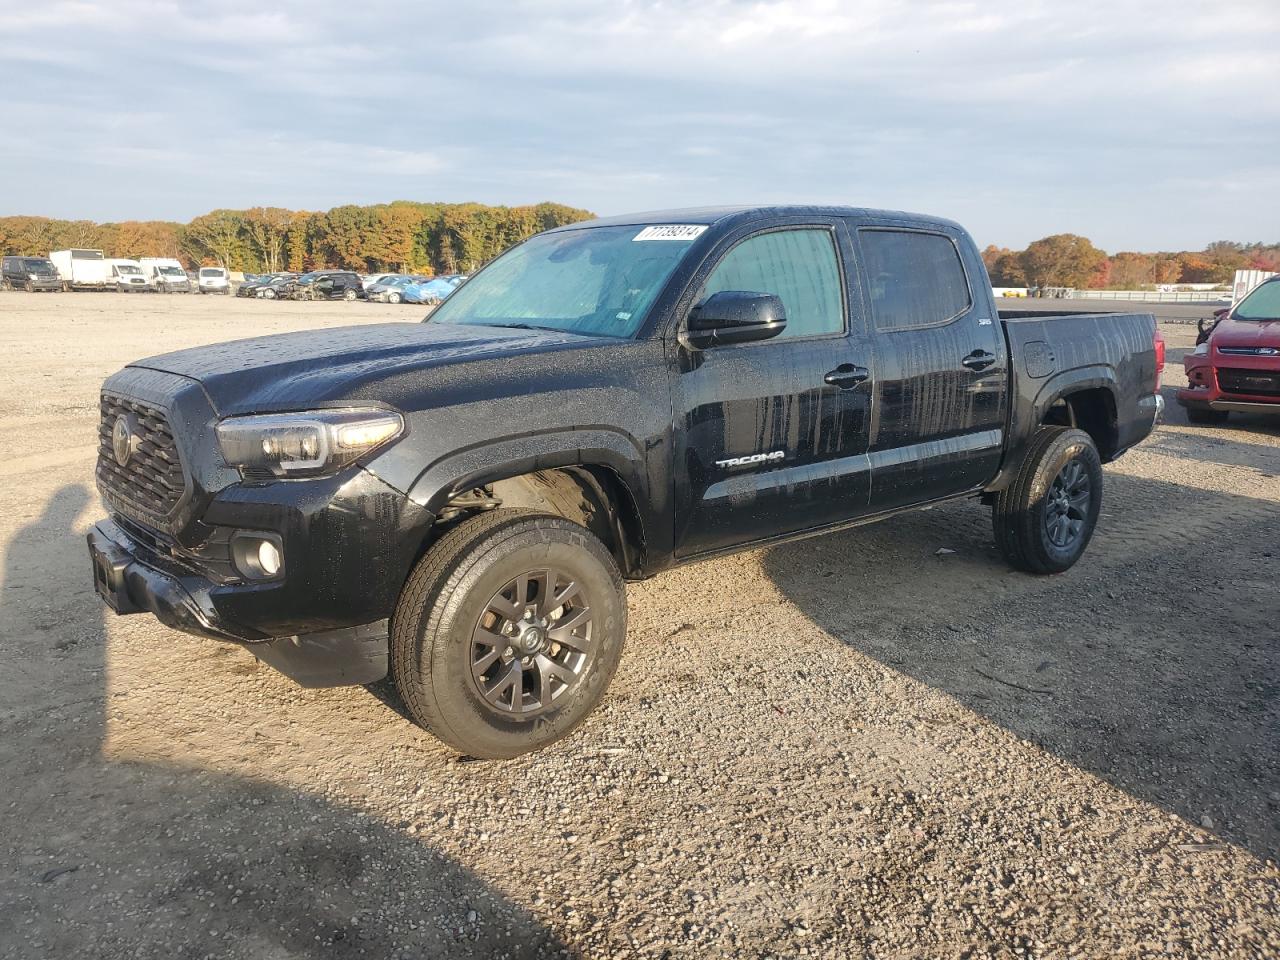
[633,225,707,242]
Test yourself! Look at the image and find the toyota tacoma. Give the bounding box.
[88,206,1164,757]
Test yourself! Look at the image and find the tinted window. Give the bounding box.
[701,228,843,339]
[860,230,971,330]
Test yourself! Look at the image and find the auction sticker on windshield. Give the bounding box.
[633,225,707,241]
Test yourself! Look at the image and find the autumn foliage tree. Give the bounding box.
[1019,234,1107,290]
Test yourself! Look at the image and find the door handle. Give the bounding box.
[824,364,870,389]
[961,350,997,371]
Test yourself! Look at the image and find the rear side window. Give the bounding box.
[701,228,844,339]
[860,230,971,330]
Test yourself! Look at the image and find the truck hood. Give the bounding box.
[1213,316,1280,351]
[129,321,607,413]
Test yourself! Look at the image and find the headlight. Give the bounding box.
[216,408,404,478]
[1192,343,1209,356]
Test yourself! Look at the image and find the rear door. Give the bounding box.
[671,219,874,557]
[852,222,1008,511]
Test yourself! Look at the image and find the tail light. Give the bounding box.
[1153,327,1165,392]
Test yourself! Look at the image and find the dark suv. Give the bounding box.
[2,255,62,292]
[291,271,365,302]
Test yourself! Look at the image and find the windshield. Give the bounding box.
[1235,280,1280,321]
[159,266,185,276]
[116,264,142,275]
[199,268,225,277]
[429,224,701,338]
[24,258,54,271]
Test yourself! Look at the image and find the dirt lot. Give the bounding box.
[1,291,1276,959]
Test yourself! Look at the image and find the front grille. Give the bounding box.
[97,394,186,516]
[1217,367,1280,397]
[1219,346,1279,357]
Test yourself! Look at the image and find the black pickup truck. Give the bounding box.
[88,206,1163,757]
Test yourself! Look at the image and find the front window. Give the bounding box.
[1234,280,1280,321]
[430,224,701,338]
[699,228,844,339]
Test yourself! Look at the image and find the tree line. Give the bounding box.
[982,235,1280,290]
[0,201,595,275]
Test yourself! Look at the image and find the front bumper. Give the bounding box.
[88,453,438,687]
[88,517,392,687]
[25,278,63,290]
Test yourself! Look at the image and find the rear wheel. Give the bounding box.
[343,288,357,301]
[1186,406,1229,425]
[993,426,1103,574]
[391,510,626,758]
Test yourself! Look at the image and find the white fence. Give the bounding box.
[1067,289,1229,303]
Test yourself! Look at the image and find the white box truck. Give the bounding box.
[139,257,192,293]
[1233,269,1279,304]
[49,248,112,290]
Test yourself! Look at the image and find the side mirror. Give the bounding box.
[683,290,787,349]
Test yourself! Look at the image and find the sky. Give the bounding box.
[2,0,1278,251]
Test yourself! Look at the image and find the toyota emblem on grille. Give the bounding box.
[112,415,137,467]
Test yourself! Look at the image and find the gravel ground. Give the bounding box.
[0,291,1276,959]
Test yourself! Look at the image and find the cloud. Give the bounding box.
[1,0,1277,249]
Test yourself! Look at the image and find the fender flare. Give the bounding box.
[404,428,654,564]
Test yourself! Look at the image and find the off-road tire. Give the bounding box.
[391,509,626,758]
[993,426,1103,575]
[1186,406,1229,425]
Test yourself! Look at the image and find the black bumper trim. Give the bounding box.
[249,621,389,688]
[88,519,252,642]
[88,519,390,687]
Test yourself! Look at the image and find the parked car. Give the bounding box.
[254,274,298,300]
[1,255,62,292]
[361,273,400,291]
[401,274,466,304]
[237,272,296,298]
[139,258,192,293]
[50,248,112,290]
[291,270,365,301]
[367,275,429,303]
[87,205,1162,758]
[197,267,230,295]
[1179,276,1280,423]
[107,259,150,293]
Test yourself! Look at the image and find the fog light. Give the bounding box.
[257,540,281,576]
[230,531,284,580]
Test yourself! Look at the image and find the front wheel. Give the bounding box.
[391,510,626,758]
[263,288,276,299]
[993,426,1102,574]
[388,292,402,304]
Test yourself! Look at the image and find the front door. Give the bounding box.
[671,222,874,557]
[853,224,1009,511]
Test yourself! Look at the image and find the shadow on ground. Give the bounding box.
[763,469,1279,862]
[0,485,572,959]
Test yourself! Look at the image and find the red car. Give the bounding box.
[1179,276,1280,423]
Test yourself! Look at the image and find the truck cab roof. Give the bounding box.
[545,204,965,234]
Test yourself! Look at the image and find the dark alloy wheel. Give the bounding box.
[469,568,595,718]
[993,426,1103,574]
[392,509,626,758]
[1043,459,1091,549]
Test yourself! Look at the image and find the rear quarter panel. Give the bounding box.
[992,311,1157,490]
